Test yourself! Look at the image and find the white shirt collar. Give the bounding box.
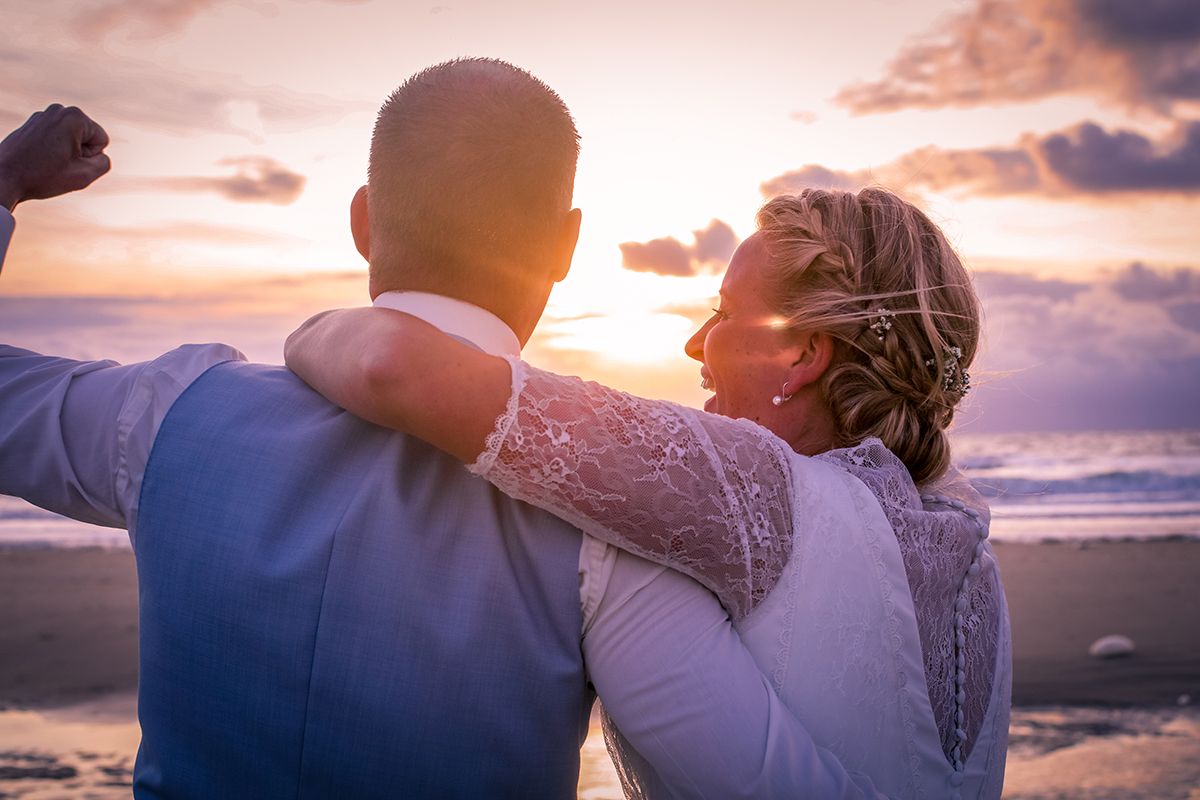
[372,291,521,358]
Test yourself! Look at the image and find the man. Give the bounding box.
[0,62,887,798]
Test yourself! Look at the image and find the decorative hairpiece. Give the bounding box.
[926,345,971,397]
[867,307,895,340]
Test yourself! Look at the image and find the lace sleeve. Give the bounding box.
[468,357,796,620]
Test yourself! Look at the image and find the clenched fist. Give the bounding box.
[0,105,111,212]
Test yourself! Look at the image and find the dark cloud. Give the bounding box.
[834,0,1200,115]
[761,121,1200,199]
[1040,121,1200,192]
[136,157,306,205]
[1082,0,1200,46]
[619,220,740,277]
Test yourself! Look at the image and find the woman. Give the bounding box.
[285,188,1011,798]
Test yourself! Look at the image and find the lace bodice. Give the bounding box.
[468,358,1004,777]
[816,441,1000,765]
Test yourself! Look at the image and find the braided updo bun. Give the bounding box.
[756,189,980,485]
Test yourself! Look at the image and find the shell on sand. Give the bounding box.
[1088,634,1136,659]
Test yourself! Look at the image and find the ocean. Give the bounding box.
[2,429,1199,549]
[955,429,1200,543]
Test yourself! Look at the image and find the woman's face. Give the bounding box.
[685,233,799,425]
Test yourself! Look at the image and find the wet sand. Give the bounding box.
[996,539,1200,707]
[1,541,1198,797]
[0,549,138,710]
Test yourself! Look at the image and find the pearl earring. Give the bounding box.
[772,384,793,406]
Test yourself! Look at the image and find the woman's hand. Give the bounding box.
[284,306,511,463]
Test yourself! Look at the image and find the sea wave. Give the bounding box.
[969,470,1200,500]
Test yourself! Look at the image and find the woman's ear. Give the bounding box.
[350,185,370,262]
[786,330,835,392]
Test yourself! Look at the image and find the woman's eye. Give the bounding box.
[711,307,729,321]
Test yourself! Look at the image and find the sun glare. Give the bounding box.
[541,312,696,365]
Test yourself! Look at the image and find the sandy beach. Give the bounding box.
[1,540,1198,797]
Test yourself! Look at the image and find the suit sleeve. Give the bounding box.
[584,548,892,799]
[0,342,247,529]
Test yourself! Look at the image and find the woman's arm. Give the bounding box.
[285,307,510,464]
[285,306,797,620]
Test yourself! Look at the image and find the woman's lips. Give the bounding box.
[700,369,714,391]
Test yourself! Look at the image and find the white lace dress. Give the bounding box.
[468,359,1012,800]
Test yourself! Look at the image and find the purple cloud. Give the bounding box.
[834,0,1200,115]
[619,220,740,277]
[1040,121,1200,192]
[761,121,1200,199]
[619,237,693,277]
[133,157,307,205]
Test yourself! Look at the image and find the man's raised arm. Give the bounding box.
[0,107,241,530]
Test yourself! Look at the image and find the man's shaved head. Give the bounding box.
[367,58,580,297]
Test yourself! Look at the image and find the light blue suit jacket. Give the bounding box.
[134,360,592,798]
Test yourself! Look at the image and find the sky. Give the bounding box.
[0,0,1198,432]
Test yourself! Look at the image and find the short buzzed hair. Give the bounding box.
[368,58,580,291]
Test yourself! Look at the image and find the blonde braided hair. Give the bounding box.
[756,188,980,485]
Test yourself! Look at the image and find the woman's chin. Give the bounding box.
[703,395,718,414]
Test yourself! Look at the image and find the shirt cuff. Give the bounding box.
[0,207,14,269]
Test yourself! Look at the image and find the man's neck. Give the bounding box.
[372,290,521,358]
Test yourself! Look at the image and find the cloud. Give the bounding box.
[133,157,307,204]
[834,0,1200,115]
[962,262,1200,431]
[619,220,740,277]
[619,238,693,277]
[0,272,366,366]
[72,0,371,41]
[0,43,357,138]
[9,205,304,247]
[72,0,219,40]
[760,121,1200,199]
[972,271,1085,302]
[761,165,877,196]
[1039,121,1200,192]
[692,219,739,264]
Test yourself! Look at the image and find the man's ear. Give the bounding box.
[786,330,835,392]
[550,207,582,283]
[350,185,370,262]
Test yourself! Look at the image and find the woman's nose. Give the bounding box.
[685,318,710,363]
